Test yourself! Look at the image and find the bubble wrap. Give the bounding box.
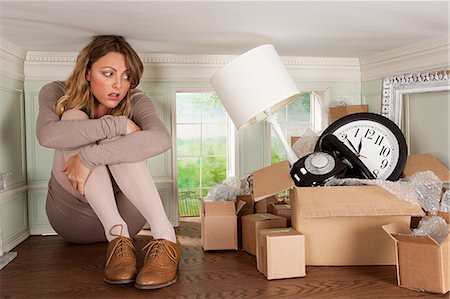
[324,177,421,207]
[408,171,442,214]
[324,171,443,211]
[239,176,252,195]
[440,190,450,212]
[411,216,449,244]
[292,129,320,159]
[204,176,241,202]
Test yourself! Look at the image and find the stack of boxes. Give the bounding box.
[200,154,450,294]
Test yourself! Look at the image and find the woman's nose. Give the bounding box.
[113,75,122,89]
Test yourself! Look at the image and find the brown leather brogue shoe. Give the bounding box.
[104,227,137,284]
[135,238,181,289]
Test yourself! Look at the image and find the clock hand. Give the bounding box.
[356,138,367,158]
[346,139,359,154]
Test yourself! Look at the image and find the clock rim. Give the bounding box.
[316,112,408,181]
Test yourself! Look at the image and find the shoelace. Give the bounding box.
[142,239,178,264]
[105,224,135,267]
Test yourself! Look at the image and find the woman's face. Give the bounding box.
[86,51,131,117]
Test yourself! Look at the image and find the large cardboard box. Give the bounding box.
[383,222,450,294]
[241,213,287,256]
[256,228,306,280]
[251,158,432,265]
[201,200,245,250]
[291,185,424,265]
[402,153,450,184]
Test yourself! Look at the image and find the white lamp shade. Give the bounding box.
[210,44,300,129]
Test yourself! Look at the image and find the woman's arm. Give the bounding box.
[36,81,128,150]
[78,90,172,168]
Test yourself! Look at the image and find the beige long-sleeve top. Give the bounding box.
[37,81,171,168]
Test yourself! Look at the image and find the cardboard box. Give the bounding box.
[201,200,245,250]
[383,222,450,294]
[291,186,424,265]
[252,161,293,202]
[252,159,426,265]
[268,202,291,223]
[256,228,306,280]
[241,213,287,256]
[402,153,450,184]
[254,196,278,213]
[329,104,368,123]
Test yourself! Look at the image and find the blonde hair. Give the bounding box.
[56,35,144,118]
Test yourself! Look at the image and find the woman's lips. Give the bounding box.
[108,93,120,100]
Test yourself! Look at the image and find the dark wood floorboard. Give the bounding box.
[0,219,447,299]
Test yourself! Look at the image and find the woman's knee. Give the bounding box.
[61,109,89,121]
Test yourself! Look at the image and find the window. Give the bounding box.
[271,92,313,164]
[176,92,232,217]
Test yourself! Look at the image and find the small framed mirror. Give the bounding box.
[381,70,450,167]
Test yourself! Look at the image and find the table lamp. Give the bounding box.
[210,44,301,165]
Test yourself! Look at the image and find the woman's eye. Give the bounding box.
[123,74,130,80]
[103,72,113,77]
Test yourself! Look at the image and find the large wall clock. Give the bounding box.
[316,112,408,181]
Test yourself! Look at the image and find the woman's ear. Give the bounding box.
[86,70,91,81]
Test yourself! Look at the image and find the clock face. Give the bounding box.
[318,113,407,180]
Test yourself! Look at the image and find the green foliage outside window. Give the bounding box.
[176,92,228,216]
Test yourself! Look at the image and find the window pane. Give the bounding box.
[178,188,200,217]
[202,156,227,187]
[287,123,311,139]
[202,124,227,156]
[176,124,201,156]
[176,93,202,123]
[177,157,200,188]
[287,93,310,123]
[275,106,287,123]
[202,93,227,123]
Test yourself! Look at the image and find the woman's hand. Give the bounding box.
[63,154,91,196]
[126,118,141,135]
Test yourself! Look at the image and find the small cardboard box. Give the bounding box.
[256,228,306,280]
[254,196,278,213]
[329,104,368,123]
[241,213,287,256]
[268,202,291,224]
[252,159,427,265]
[383,222,450,294]
[201,200,245,251]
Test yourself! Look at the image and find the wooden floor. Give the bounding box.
[0,219,447,299]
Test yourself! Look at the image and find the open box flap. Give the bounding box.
[383,222,449,246]
[203,201,236,216]
[403,153,450,184]
[252,161,294,202]
[297,185,425,218]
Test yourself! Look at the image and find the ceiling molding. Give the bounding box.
[0,38,26,80]
[360,35,450,81]
[25,52,361,82]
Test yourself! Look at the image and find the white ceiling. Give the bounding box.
[0,1,448,58]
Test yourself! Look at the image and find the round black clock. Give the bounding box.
[315,112,408,181]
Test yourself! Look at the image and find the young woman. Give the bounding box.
[36,35,180,290]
